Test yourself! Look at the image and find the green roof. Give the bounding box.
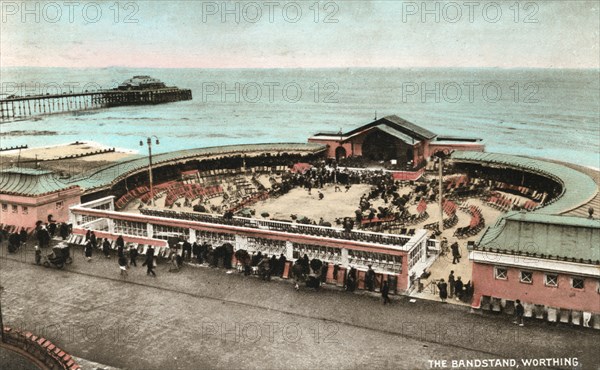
[0,168,78,196]
[69,143,326,192]
[478,211,600,263]
[1,168,53,176]
[451,151,598,215]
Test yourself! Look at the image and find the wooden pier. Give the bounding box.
[0,87,192,123]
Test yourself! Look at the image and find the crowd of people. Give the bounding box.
[436,270,473,303]
[3,215,71,254]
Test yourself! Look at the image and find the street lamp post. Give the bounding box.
[140,136,159,206]
[438,156,444,234]
[0,285,5,343]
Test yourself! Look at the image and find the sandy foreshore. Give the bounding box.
[1,141,136,161]
[0,141,137,175]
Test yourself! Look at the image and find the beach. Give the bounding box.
[0,141,136,175]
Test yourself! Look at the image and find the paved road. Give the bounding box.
[0,243,598,370]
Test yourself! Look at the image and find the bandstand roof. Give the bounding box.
[368,124,421,145]
[311,115,437,142]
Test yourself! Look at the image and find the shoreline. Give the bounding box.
[1,142,598,175]
[0,140,138,156]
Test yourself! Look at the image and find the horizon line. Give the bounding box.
[2,65,599,71]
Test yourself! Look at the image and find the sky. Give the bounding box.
[1,0,599,69]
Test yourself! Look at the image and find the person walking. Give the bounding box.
[118,255,128,277]
[117,242,125,259]
[455,276,464,301]
[116,235,125,253]
[381,280,391,305]
[182,240,192,261]
[448,270,455,298]
[90,231,97,249]
[129,245,138,267]
[278,253,287,277]
[102,238,111,258]
[514,299,525,326]
[451,242,461,264]
[8,232,20,253]
[59,222,69,240]
[437,278,448,303]
[34,245,41,265]
[37,227,50,248]
[84,240,93,262]
[144,246,156,276]
[192,242,200,263]
[19,228,28,244]
[365,265,376,292]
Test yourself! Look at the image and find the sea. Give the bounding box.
[0,67,598,169]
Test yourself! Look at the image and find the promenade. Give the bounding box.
[0,242,598,369]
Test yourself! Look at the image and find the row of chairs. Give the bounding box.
[454,205,486,238]
[404,212,429,225]
[228,191,270,213]
[492,181,546,202]
[115,185,150,209]
[164,184,223,208]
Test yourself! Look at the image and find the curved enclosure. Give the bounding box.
[450,151,598,215]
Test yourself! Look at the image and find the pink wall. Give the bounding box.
[397,256,409,292]
[472,262,600,313]
[0,188,81,229]
[307,138,354,159]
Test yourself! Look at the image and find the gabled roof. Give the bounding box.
[0,168,79,196]
[343,115,437,141]
[477,211,600,263]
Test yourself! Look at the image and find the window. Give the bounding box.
[56,201,64,209]
[22,206,28,215]
[572,277,584,289]
[114,219,148,237]
[1,204,6,212]
[520,271,533,284]
[494,266,507,280]
[545,274,558,287]
[11,205,18,213]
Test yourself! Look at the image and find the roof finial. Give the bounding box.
[374,111,377,120]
